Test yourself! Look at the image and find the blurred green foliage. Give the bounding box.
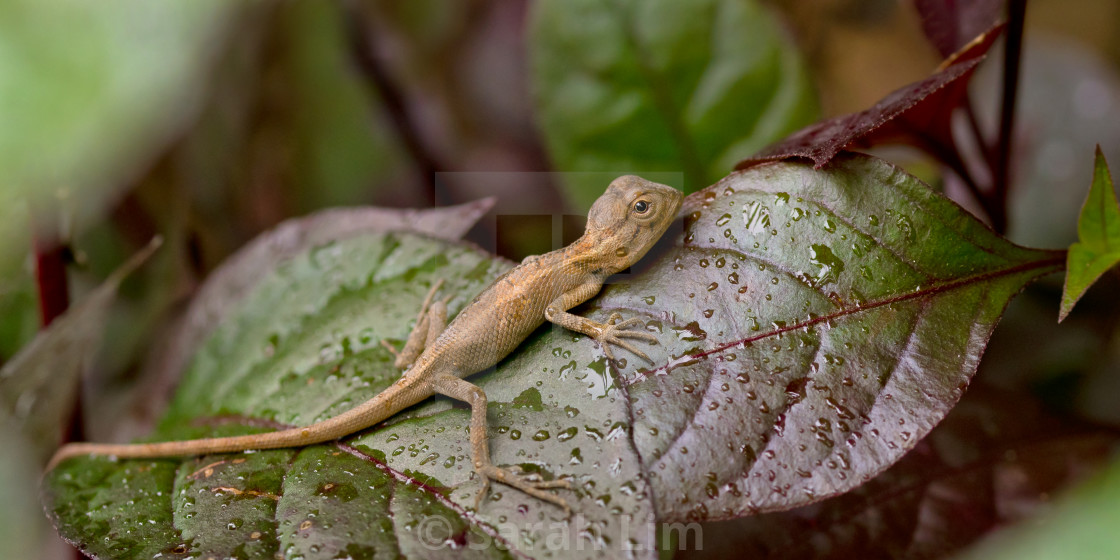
[0,0,243,262]
[281,1,405,210]
[531,0,818,207]
[961,457,1120,560]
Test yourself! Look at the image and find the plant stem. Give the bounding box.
[991,0,1027,233]
[32,230,69,327]
[915,130,992,224]
[339,1,450,207]
[31,214,87,452]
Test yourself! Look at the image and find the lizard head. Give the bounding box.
[584,175,683,273]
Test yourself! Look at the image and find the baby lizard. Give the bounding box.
[48,176,683,511]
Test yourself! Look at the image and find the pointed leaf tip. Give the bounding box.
[1,238,161,461]
[1059,147,1120,322]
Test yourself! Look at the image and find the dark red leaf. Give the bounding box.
[736,22,1005,172]
[677,385,1119,559]
[915,0,1005,58]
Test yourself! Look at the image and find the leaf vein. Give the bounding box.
[626,256,1063,384]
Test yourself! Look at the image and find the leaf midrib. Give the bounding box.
[624,254,1064,383]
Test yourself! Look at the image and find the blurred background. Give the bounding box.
[2,0,1119,558]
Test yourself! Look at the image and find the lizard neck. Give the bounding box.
[562,230,631,276]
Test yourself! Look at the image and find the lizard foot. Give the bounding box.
[475,464,571,514]
[596,312,658,363]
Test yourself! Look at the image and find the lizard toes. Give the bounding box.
[611,317,645,330]
[477,465,571,512]
[615,330,658,342]
[602,335,652,363]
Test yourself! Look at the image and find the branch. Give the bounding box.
[990,0,1027,233]
[339,1,449,207]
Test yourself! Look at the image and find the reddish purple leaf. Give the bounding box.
[736,22,1005,172]
[677,385,1119,559]
[915,0,1005,58]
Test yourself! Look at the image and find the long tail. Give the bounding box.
[47,373,433,470]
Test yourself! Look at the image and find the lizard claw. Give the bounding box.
[597,313,658,364]
[474,464,571,513]
[380,339,401,358]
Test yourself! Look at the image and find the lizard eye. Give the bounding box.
[634,200,650,214]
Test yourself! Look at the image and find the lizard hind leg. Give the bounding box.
[381,280,447,369]
[430,374,571,514]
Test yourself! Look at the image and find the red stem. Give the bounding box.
[32,232,70,327]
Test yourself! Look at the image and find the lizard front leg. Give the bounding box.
[430,374,571,512]
[545,281,658,363]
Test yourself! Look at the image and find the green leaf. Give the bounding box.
[149,199,495,386]
[0,0,242,264]
[1060,147,1120,321]
[0,239,161,462]
[957,456,1120,560]
[530,0,818,208]
[0,415,54,559]
[46,232,658,559]
[44,155,1060,557]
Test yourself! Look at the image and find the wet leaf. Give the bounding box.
[531,0,817,207]
[149,199,495,386]
[0,239,161,462]
[914,0,1004,58]
[736,23,1004,172]
[46,232,657,560]
[1060,148,1120,321]
[674,385,1119,559]
[603,153,1062,520]
[44,155,1060,556]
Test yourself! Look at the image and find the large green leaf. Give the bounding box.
[44,155,1061,558]
[0,0,244,264]
[149,199,495,387]
[530,0,817,208]
[46,232,659,559]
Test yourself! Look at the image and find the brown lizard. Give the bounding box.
[47,176,683,511]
